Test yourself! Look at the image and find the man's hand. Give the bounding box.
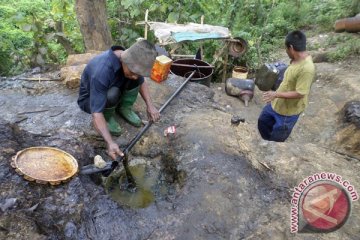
[139,81,160,122]
[92,113,123,160]
[263,90,304,103]
[263,91,277,103]
[107,141,124,160]
[147,104,160,122]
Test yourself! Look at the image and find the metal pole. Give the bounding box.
[124,70,196,154]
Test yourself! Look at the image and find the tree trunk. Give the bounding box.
[54,21,76,55]
[75,0,112,51]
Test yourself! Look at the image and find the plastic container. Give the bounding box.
[225,78,255,107]
[254,62,288,91]
[255,63,279,91]
[164,126,176,136]
[232,66,248,79]
[151,55,173,83]
[164,126,176,141]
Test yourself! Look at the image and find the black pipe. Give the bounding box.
[80,70,196,175]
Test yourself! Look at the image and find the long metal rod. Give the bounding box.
[171,63,214,69]
[80,70,196,175]
[123,70,196,154]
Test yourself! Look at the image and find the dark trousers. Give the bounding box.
[79,80,140,114]
[106,79,140,108]
[258,104,299,142]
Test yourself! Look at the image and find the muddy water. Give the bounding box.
[104,164,158,208]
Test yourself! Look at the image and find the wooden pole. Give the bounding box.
[144,9,149,40]
[200,15,204,59]
[222,42,229,83]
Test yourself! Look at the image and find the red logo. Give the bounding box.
[300,182,351,232]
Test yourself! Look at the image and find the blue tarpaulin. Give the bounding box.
[171,32,225,42]
[147,22,230,45]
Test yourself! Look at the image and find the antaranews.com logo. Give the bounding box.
[290,172,358,233]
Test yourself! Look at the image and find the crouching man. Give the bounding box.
[77,39,160,159]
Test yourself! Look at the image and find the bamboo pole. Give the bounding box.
[200,15,204,59]
[144,9,149,40]
[222,42,229,83]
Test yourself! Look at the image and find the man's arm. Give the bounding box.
[263,91,304,103]
[92,112,123,160]
[139,81,160,121]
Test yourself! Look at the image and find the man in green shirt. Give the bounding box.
[258,30,315,142]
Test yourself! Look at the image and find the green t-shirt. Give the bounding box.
[272,56,315,116]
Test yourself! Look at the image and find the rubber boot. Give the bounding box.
[103,107,122,136]
[117,86,142,127]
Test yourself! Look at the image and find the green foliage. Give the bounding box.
[0,0,358,77]
[306,0,359,31]
[325,34,360,62]
[0,0,83,76]
[50,0,84,54]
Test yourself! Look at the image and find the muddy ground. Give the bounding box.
[0,34,359,240]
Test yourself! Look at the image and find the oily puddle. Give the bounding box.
[103,160,179,209]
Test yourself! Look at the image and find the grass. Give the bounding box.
[325,33,360,62]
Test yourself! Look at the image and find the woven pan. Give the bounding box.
[11,147,79,185]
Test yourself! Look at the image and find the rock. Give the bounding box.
[66,52,101,66]
[64,221,78,239]
[344,101,360,127]
[94,155,106,169]
[334,124,360,158]
[31,67,41,74]
[0,198,17,212]
[312,52,330,63]
[60,64,86,89]
[231,115,245,125]
[60,51,101,89]
[25,203,39,212]
[330,101,360,157]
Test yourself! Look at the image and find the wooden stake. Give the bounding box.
[200,15,204,59]
[222,42,229,83]
[144,9,149,40]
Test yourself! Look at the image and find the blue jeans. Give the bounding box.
[258,104,299,142]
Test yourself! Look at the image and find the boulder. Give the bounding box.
[66,51,102,66]
[344,101,360,127]
[334,101,360,158]
[61,51,101,89]
[311,51,330,63]
[60,64,87,89]
[335,124,360,158]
